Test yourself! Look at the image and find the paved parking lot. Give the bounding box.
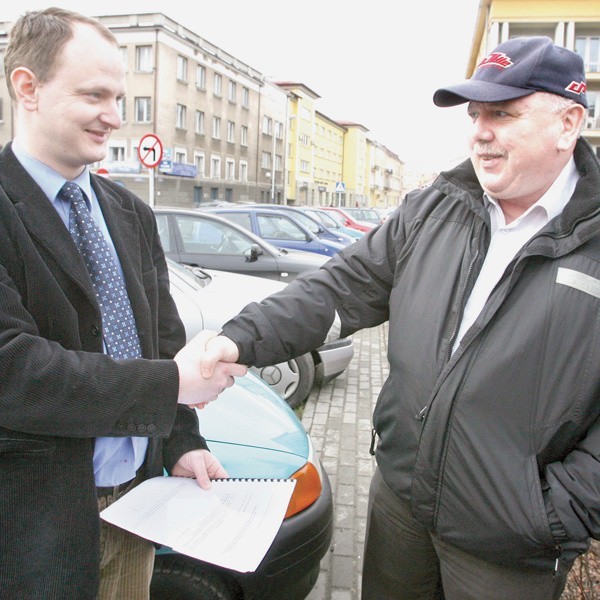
[302,324,389,600]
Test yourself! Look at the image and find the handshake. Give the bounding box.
[174,330,246,409]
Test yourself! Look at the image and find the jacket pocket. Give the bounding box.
[0,437,54,458]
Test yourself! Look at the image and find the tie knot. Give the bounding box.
[59,181,86,205]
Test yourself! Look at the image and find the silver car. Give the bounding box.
[167,259,353,408]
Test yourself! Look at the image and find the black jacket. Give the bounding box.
[222,139,600,570]
[0,144,206,599]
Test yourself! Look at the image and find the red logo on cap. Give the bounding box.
[565,81,587,95]
[477,52,513,70]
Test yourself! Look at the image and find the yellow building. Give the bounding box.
[313,111,345,206]
[469,0,600,157]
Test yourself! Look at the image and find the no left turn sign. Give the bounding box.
[138,133,163,168]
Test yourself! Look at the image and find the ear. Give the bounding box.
[10,67,40,111]
[557,104,586,151]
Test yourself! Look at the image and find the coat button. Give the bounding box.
[91,325,101,336]
[147,424,156,433]
[137,424,147,434]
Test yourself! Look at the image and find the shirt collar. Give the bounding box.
[483,156,579,227]
[12,139,93,205]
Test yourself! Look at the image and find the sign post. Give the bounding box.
[137,133,163,207]
[335,182,346,207]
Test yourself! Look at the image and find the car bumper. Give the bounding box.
[234,464,333,599]
[314,337,354,383]
[155,462,333,600]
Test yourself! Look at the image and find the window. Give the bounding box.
[262,151,271,168]
[176,56,188,82]
[239,161,248,182]
[175,148,186,163]
[275,121,284,139]
[117,97,126,122]
[195,110,205,134]
[176,104,187,129]
[275,154,282,171]
[262,116,272,135]
[135,45,152,71]
[242,87,250,107]
[154,214,172,252]
[226,158,235,180]
[227,121,235,142]
[135,97,151,122]
[586,90,599,130]
[108,145,125,161]
[195,153,205,177]
[214,73,222,96]
[257,214,306,242]
[196,65,206,89]
[212,116,221,139]
[240,125,248,146]
[300,160,310,172]
[299,134,310,147]
[576,35,600,72]
[228,81,236,102]
[174,215,252,256]
[120,46,128,68]
[210,155,221,179]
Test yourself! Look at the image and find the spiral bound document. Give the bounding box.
[100,475,296,572]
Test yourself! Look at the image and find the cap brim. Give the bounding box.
[433,81,536,107]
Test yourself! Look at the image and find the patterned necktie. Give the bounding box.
[60,182,142,360]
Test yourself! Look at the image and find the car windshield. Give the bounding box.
[289,211,319,234]
[325,210,344,226]
[306,209,339,229]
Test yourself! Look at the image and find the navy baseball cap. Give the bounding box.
[433,36,588,108]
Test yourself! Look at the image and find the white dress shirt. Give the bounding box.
[452,157,580,354]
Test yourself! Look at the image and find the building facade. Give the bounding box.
[0,12,404,208]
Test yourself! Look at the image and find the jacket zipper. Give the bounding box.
[415,218,486,423]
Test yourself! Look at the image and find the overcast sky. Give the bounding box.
[2,0,481,172]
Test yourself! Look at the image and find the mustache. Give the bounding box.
[472,144,506,158]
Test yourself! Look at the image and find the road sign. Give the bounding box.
[335,182,346,193]
[138,133,163,168]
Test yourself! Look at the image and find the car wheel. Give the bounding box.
[151,555,241,600]
[251,353,315,409]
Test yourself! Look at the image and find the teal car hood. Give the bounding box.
[197,373,309,478]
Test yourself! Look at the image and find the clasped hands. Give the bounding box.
[172,330,248,489]
[174,329,245,409]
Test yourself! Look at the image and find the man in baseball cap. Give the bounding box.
[199,37,599,599]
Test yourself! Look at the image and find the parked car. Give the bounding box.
[307,207,364,240]
[342,206,384,227]
[299,206,364,240]
[167,259,353,408]
[206,207,345,257]
[154,207,327,283]
[151,369,333,600]
[321,206,375,233]
[244,203,355,247]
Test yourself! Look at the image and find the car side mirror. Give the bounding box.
[245,243,262,262]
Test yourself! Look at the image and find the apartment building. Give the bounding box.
[0,12,403,208]
[469,0,600,158]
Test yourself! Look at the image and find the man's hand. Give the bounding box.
[174,330,247,408]
[171,449,228,489]
[200,334,241,379]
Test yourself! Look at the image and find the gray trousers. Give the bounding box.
[361,468,569,600]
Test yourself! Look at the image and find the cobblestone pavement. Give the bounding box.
[302,324,389,600]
